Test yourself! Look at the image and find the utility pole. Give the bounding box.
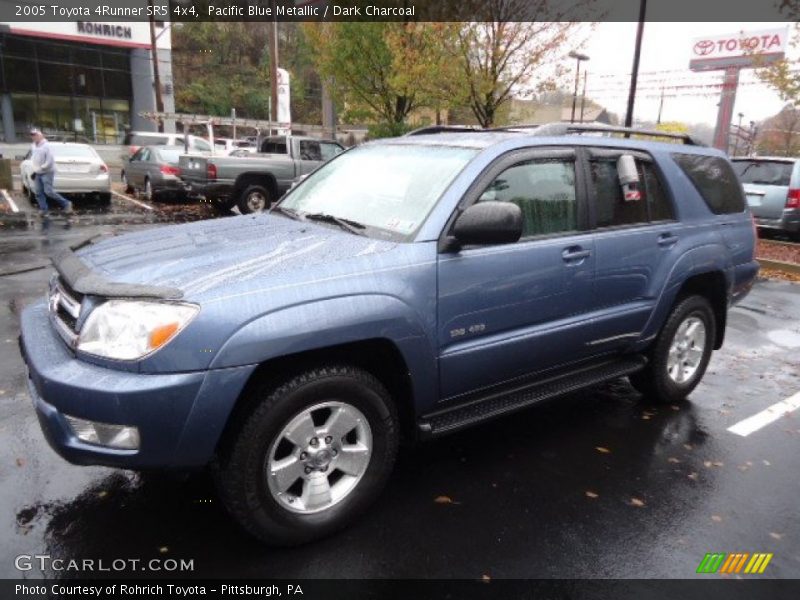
[656,86,665,124]
[148,0,164,132]
[732,112,744,156]
[624,0,647,130]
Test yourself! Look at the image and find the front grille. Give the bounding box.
[49,277,83,347]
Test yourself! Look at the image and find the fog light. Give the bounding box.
[64,415,140,450]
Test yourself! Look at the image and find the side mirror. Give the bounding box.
[452,201,523,246]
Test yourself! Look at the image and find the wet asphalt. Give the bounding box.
[0,191,799,581]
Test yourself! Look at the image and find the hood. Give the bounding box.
[76,214,397,299]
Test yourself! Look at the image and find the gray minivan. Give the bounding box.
[732,157,800,239]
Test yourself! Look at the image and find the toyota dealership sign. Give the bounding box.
[690,27,788,71]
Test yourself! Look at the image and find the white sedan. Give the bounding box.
[20,143,112,204]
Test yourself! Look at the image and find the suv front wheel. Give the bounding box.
[213,366,399,545]
[630,295,716,404]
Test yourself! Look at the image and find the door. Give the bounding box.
[126,148,148,188]
[297,139,325,176]
[437,149,596,400]
[587,148,682,349]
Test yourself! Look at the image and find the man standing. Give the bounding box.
[29,128,73,216]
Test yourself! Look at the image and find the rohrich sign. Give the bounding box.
[689,27,788,152]
[690,27,788,71]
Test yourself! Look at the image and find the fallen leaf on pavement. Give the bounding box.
[434,495,460,505]
[688,472,699,481]
[595,446,612,454]
[97,490,108,498]
[15,458,24,467]
[585,491,599,499]
[158,546,168,554]
[703,461,713,468]
[667,457,681,464]
[711,515,723,523]
[763,460,771,466]
[481,574,491,583]
[630,497,646,507]
[670,405,680,411]
[683,444,693,451]
[770,532,784,540]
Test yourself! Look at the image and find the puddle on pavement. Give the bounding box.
[767,329,800,348]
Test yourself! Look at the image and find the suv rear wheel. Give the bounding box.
[630,295,716,404]
[213,365,399,546]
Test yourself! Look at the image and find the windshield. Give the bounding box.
[52,145,96,158]
[732,160,794,186]
[279,144,477,240]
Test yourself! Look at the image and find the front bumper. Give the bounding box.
[20,301,255,469]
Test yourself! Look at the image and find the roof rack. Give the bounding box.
[498,122,704,146]
[404,125,484,136]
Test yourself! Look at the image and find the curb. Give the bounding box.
[757,258,800,275]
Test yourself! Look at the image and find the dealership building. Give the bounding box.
[0,20,175,143]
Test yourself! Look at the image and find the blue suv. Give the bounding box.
[19,124,758,545]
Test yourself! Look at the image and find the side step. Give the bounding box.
[418,355,647,438]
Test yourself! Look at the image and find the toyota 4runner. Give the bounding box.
[19,124,759,545]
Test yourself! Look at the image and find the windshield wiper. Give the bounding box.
[270,205,303,220]
[302,212,367,236]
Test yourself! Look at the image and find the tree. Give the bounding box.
[455,0,589,127]
[303,23,465,133]
[756,105,800,157]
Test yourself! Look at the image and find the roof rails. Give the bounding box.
[495,122,704,146]
[404,125,483,136]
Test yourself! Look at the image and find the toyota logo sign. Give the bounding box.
[694,40,715,56]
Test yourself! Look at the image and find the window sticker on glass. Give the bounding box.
[385,218,416,232]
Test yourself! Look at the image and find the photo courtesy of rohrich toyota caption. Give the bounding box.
[1,1,799,598]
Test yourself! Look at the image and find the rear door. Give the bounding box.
[437,148,596,399]
[731,158,794,221]
[127,148,149,188]
[586,148,682,350]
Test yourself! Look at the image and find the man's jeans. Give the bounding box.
[34,171,70,212]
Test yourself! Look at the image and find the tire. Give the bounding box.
[213,365,399,546]
[121,171,133,194]
[237,184,271,214]
[212,197,236,214]
[630,295,716,404]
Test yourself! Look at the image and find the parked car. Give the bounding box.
[213,138,257,155]
[122,145,191,202]
[122,131,212,158]
[179,135,344,213]
[731,156,800,239]
[19,143,111,204]
[19,124,758,546]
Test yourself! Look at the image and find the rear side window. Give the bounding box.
[672,154,745,214]
[129,134,169,146]
[261,138,287,154]
[732,160,794,186]
[591,158,674,227]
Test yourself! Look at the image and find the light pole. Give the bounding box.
[733,112,744,156]
[569,51,590,124]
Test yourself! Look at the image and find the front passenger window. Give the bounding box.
[478,159,577,237]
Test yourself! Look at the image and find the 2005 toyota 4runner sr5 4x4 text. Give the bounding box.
[20,124,758,545]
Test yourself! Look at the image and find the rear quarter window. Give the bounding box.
[672,153,745,214]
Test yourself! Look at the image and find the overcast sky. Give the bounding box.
[576,22,796,126]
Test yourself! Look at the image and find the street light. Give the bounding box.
[569,51,590,124]
[733,112,744,156]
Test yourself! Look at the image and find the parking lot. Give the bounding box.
[0,190,799,580]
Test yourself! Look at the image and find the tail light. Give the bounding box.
[786,188,800,209]
[98,164,108,173]
[160,165,181,176]
[207,163,217,180]
[129,146,139,156]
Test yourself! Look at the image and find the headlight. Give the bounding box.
[77,300,199,361]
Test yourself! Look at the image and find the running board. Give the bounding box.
[418,356,647,438]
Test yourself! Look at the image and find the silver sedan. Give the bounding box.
[20,143,111,203]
